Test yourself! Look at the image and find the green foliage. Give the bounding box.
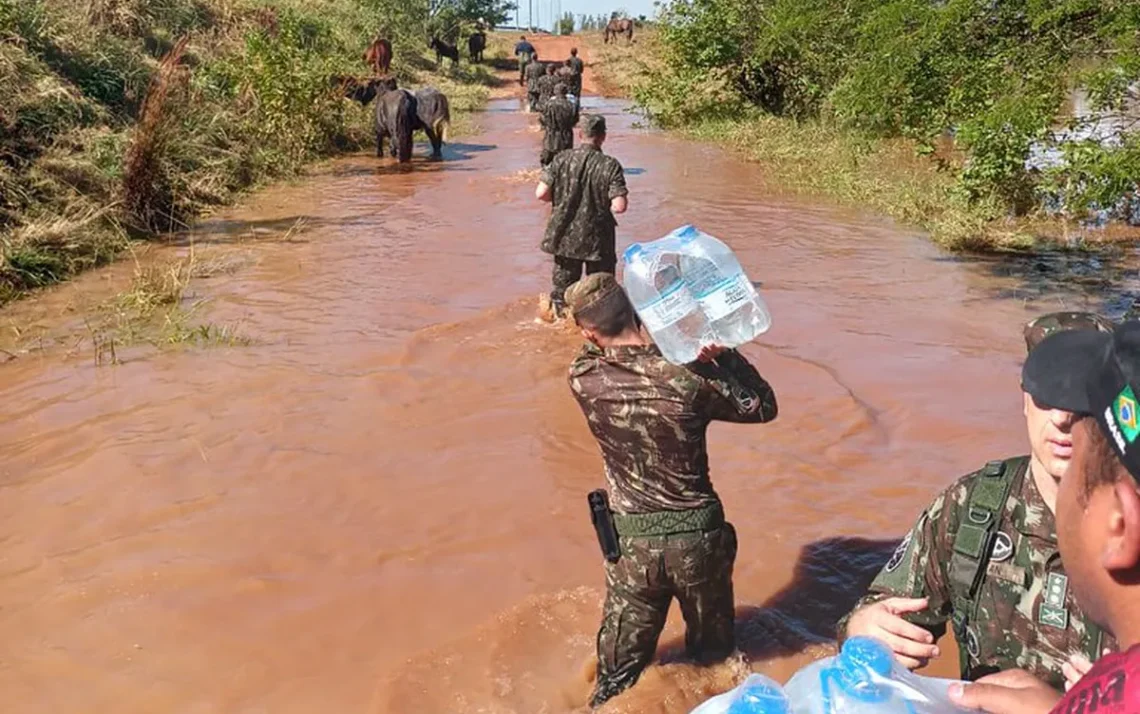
[644,0,1140,234]
[558,12,574,36]
[0,0,495,303]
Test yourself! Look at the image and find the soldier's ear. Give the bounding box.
[1103,481,1140,572]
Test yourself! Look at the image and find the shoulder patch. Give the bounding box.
[885,531,913,573]
[990,531,1014,563]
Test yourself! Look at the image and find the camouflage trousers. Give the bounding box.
[591,523,738,709]
[552,255,616,311]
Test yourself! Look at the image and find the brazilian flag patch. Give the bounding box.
[1114,386,1140,444]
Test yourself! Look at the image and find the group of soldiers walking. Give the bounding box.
[515,37,584,166]
[525,49,1140,713]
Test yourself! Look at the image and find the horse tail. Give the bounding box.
[434,92,451,142]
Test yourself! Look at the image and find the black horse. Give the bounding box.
[342,77,417,162]
[467,32,486,63]
[430,37,460,67]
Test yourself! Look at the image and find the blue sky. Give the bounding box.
[507,0,658,29]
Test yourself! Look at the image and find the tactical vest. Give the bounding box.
[948,457,1103,678]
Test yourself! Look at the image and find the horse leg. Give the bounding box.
[423,124,441,160]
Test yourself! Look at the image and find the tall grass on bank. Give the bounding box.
[0,0,499,307]
[589,32,1131,252]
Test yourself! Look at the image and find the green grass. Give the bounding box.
[587,32,1097,253]
[1,0,502,308]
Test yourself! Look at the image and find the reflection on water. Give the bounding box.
[1,95,1138,714]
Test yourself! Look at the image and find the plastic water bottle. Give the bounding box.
[623,244,712,365]
[690,674,790,714]
[783,637,973,714]
[622,225,771,364]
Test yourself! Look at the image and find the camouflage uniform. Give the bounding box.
[536,72,558,112]
[539,137,628,309]
[568,55,585,95]
[538,94,578,166]
[525,60,545,111]
[838,457,1113,689]
[566,295,778,707]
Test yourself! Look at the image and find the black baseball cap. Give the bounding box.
[1024,321,1140,482]
[1021,311,1114,412]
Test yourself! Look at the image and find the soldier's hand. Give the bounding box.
[844,597,939,669]
[1062,653,1093,691]
[948,670,1061,714]
[697,344,728,363]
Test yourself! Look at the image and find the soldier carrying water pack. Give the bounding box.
[838,312,1119,693]
[564,273,778,708]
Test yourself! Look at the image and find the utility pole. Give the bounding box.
[528,0,532,31]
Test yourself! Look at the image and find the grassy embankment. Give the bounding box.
[588,19,1139,253]
[1,0,508,338]
[1,1,512,357]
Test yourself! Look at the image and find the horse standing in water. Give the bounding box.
[364,35,392,75]
[430,37,460,67]
[603,18,634,44]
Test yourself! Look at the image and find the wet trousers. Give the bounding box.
[551,254,616,311]
[590,523,738,708]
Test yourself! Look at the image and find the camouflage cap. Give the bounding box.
[565,272,622,315]
[554,82,568,96]
[1024,311,1114,352]
[583,114,607,137]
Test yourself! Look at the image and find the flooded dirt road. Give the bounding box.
[2,38,1137,714]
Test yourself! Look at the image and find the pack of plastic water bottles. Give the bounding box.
[623,225,772,365]
[689,637,974,714]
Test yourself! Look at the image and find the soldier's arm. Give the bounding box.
[536,158,560,202]
[607,161,628,214]
[689,348,777,424]
[838,486,961,643]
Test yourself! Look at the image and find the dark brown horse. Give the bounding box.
[603,18,633,44]
[364,36,392,75]
[430,37,460,67]
[467,31,486,63]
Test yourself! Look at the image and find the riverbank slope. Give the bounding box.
[585,27,1140,252]
[1,0,506,306]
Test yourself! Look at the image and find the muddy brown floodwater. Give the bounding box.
[2,41,1138,714]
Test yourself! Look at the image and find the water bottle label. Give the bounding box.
[638,281,697,332]
[697,274,753,322]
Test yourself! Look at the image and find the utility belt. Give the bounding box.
[588,490,724,563]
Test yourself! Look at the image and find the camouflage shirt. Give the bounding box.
[568,344,777,514]
[525,61,545,91]
[568,56,584,76]
[539,96,579,153]
[840,457,1113,689]
[536,73,558,109]
[540,145,628,261]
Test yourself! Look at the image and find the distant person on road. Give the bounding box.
[538,82,578,167]
[567,47,584,97]
[536,63,558,112]
[515,35,537,85]
[563,272,778,708]
[837,312,1118,692]
[525,56,545,111]
[534,114,628,318]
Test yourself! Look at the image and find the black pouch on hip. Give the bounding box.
[588,489,621,563]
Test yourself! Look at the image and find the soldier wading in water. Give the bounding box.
[563,273,778,708]
[538,82,578,167]
[534,114,627,319]
[839,312,1119,693]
